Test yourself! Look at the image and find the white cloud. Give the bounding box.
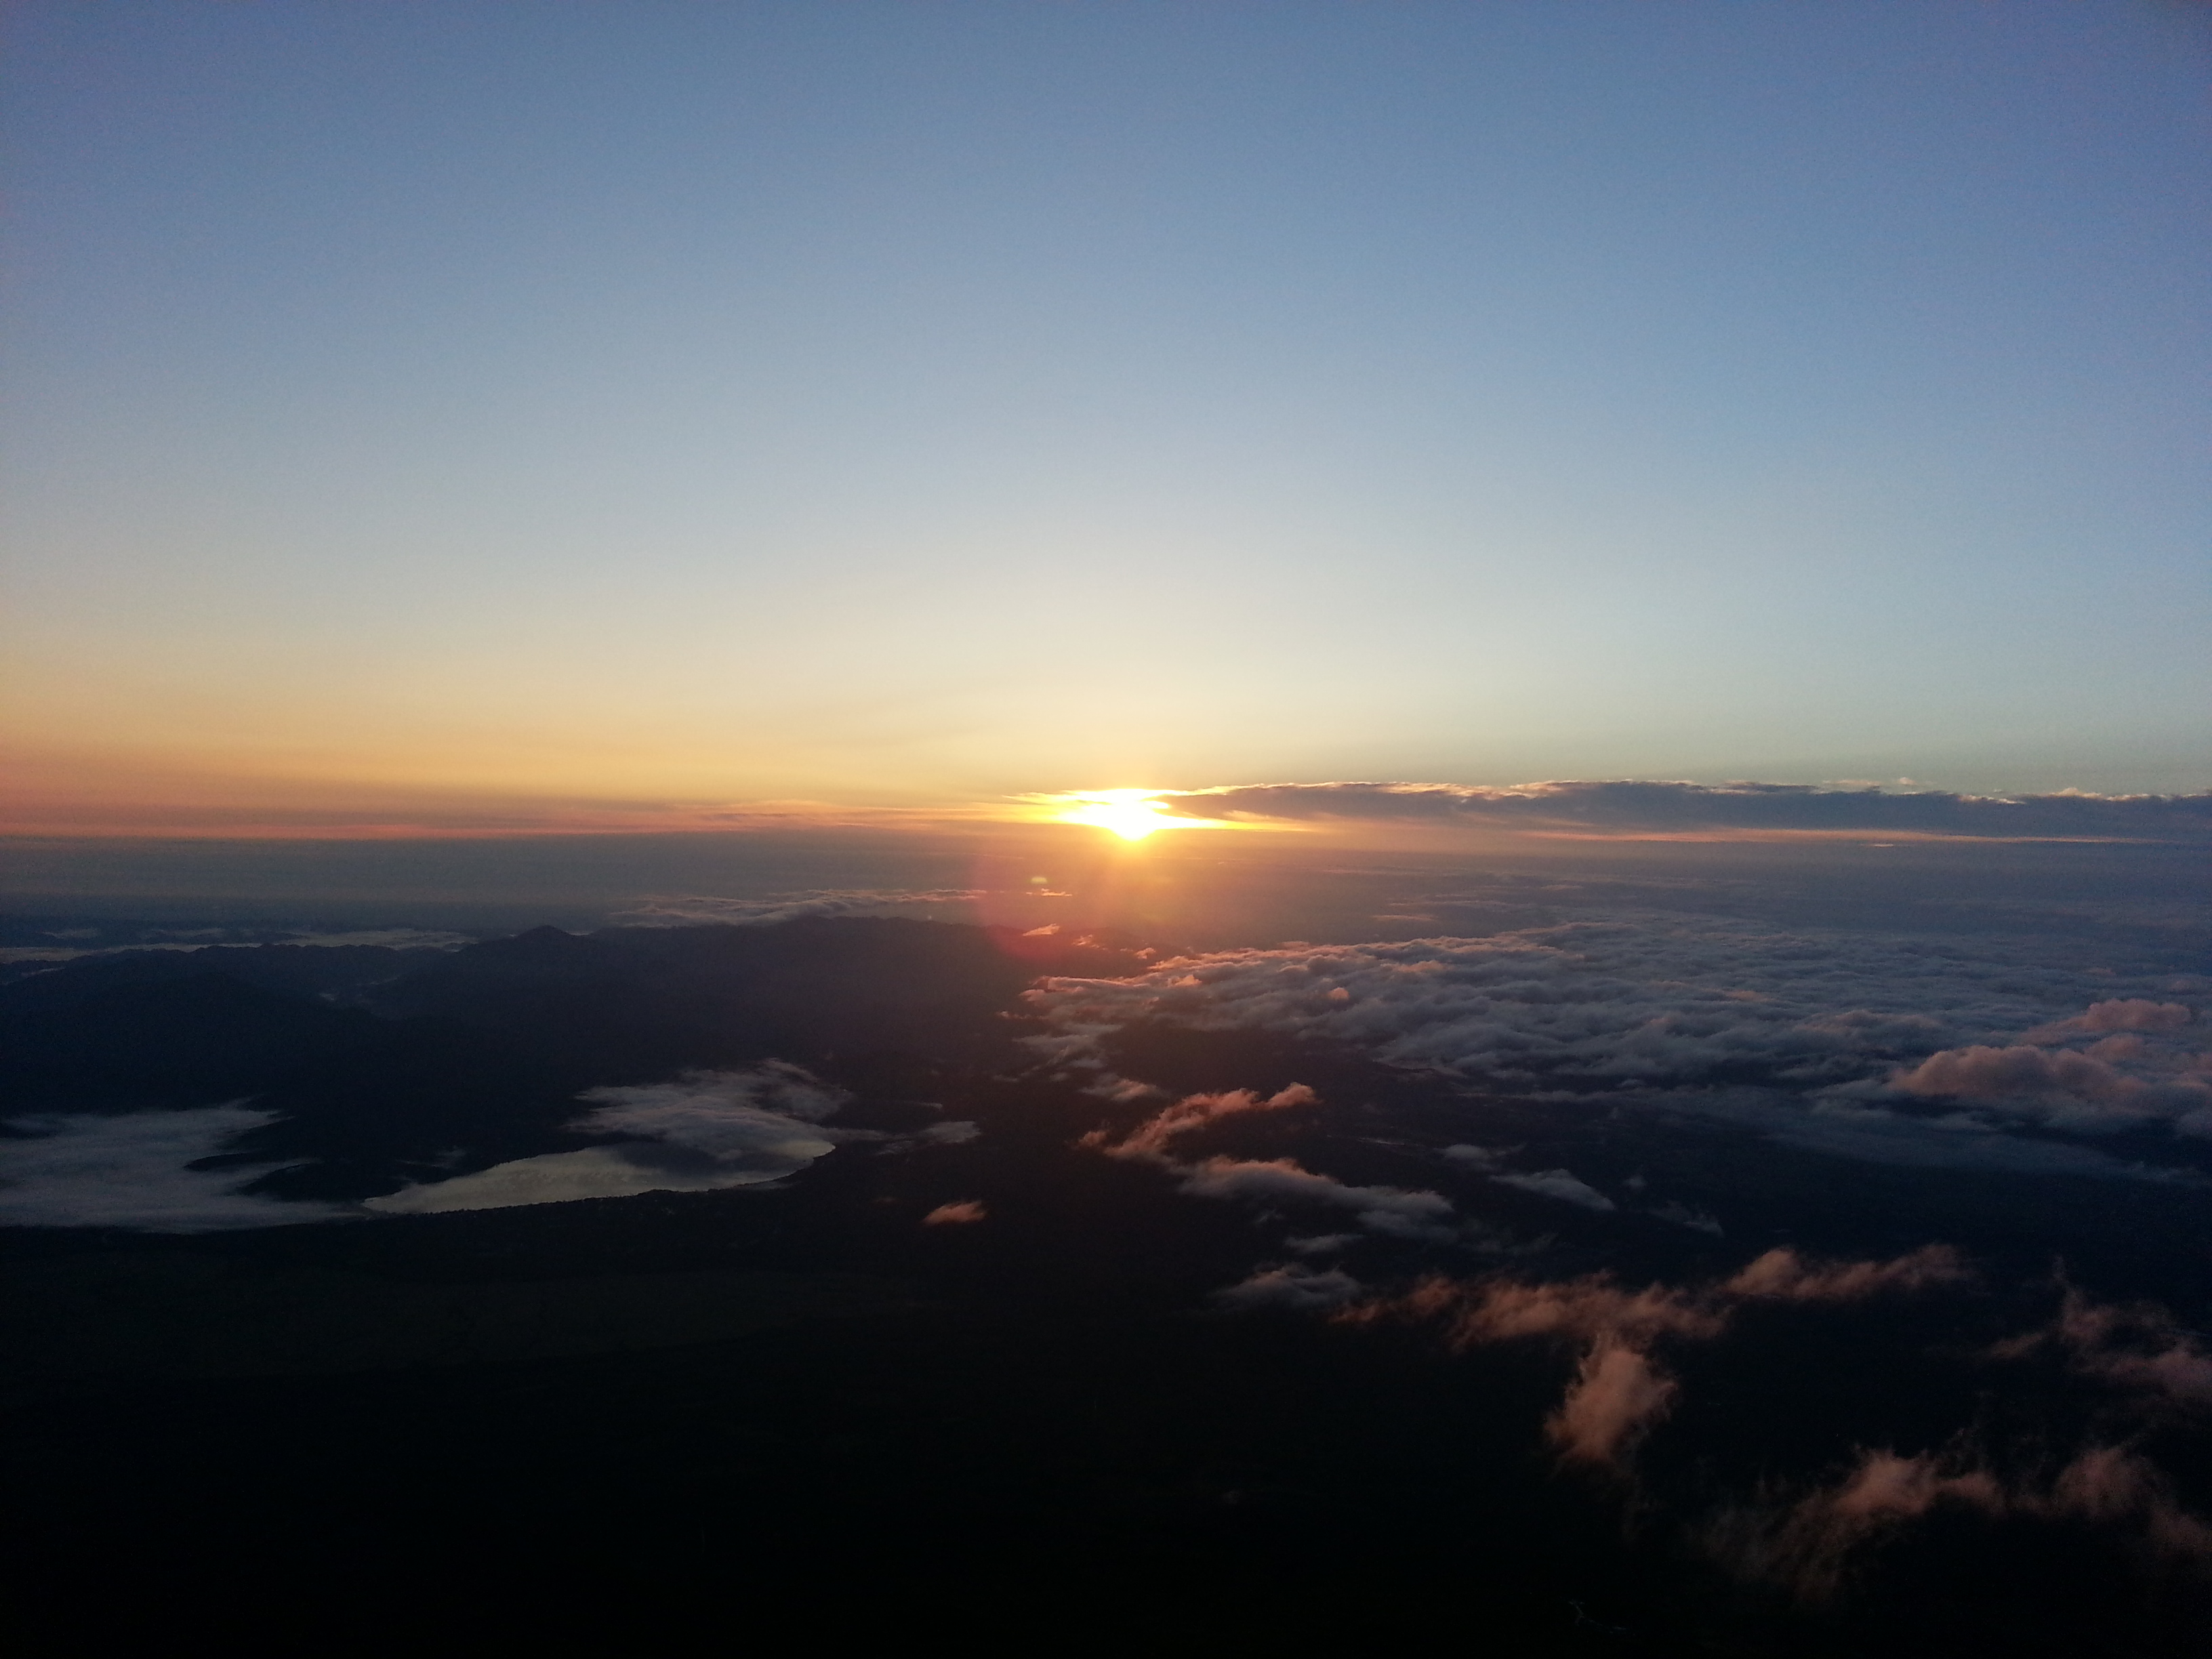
[1212,1263,1365,1311]
[1663,1087,2205,1182]
[576,1060,848,1136]
[1031,924,2165,1092]
[366,1064,861,1215]
[1492,1168,1616,1210]
[361,1141,808,1214]
[1442,1143,1504,1168]
[0,1107,348,1231]
[1175,1155,1459,1240]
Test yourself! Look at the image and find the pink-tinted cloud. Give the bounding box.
[1547,1342,1680,1467]
[1887,1043,2212,1131]
[1893,1044,2127,1101]
[922,1200,987,1225]
[1071,1082,1456,1239]
[1080,1084,1317,1160]
[1361,1272,1725,1351]
[2048,1447,2212,1559]
[1699,1286,2212,1593]
[1707,1449,2009,1601]
[1359,1246,1961,1355]
[1710,1443,2211,1601]
[2027,999,2194,1040]
[1996,1288,2212,1408]
[1343,1248,1973,1471]
[1723,1244,1969,1302]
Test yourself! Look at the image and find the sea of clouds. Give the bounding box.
[1028,908,2210,1183]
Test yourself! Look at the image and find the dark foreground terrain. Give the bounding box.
[5,914,2209,1654]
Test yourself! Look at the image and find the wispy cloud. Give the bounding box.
[1993,1286,2212,1409]
[1175,1155,1460,1240]
[1340,1248,1969,1471]
[1074,1084,1458,1240]
[1723,1244,1969,1302]
[1212,1263,1365,1311]
[1708,1443,2212,1601]
[1077,1083,1317,1160]
[1491,1168,1616,1211]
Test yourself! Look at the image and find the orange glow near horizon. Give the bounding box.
[0,755,1265,842]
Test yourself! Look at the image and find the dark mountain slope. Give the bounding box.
[3,918,1149,1202]
[365,917,1143,1071]
[0,972,380,1113]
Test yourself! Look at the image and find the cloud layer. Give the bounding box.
[1029,916,2209,1178]
[1150,780,2212,842]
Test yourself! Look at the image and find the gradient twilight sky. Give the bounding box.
[3,1,2207,834]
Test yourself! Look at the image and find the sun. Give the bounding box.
[1046,788,1224,841]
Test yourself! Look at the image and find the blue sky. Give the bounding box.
[3,1,2207,832]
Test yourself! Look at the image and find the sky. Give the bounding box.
[3,0,2208,840]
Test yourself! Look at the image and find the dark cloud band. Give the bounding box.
[1152,780,2212,841]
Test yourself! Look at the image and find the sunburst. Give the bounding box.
[1044,789,1225,840]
